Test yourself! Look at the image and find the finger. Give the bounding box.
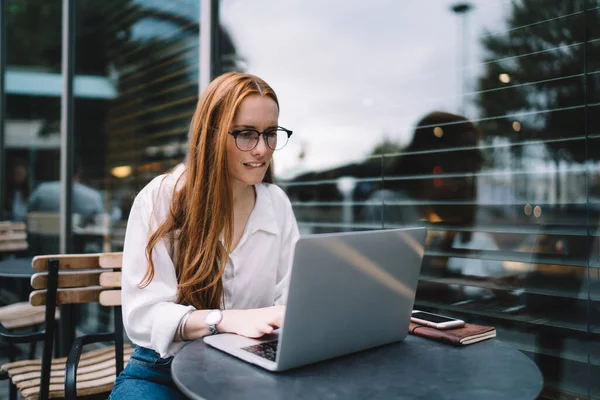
[269,313,283,328]
[246,328,266,338]
[261,324,274,335]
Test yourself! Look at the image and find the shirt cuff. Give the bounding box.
[151,303,196,358]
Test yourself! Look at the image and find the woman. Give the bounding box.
[110,72,300,399]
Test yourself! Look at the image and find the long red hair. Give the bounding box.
[140,72,277,309]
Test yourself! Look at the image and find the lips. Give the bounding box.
[243,161,266,168]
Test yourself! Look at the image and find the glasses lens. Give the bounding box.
[236,130,259,151]
[266,129,289,150]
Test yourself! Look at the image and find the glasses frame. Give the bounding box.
[228,126,293,151]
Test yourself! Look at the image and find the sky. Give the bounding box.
[220,0,510,178]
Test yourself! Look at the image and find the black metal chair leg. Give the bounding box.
[9,379,17,400]
[29,332,38,359]
[7,341,15,363]
[54,320,60,358]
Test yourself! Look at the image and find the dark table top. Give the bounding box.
[171,334,543,400]
[0,257,34,278]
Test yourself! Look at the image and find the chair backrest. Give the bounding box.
[0,221,28,253]
[26,212,60,235]
[29,252,122,307]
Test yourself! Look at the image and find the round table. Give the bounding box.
[0,257,35,304]
[0,258,34,278]
[171,335,543,400]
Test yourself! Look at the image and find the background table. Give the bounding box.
[0,257,34,304]
[0,258,34,279]
[172,334,543,400]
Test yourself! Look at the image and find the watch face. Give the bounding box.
[205,310,222,325]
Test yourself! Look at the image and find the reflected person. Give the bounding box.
[27,159,104,253]
[4,157,30,222]
[363,111,503,280]
[28,159,103,218]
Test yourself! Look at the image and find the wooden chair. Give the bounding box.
[0,301,59,363]
[0,222,49,365]
[0,221,28,254]
[0,252,131,400]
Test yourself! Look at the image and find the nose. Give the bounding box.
[251,134,270,156]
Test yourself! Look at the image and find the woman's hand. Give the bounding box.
[219,306,285,338]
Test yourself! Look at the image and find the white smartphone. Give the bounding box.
[411,310,465,330]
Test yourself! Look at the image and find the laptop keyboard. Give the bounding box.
[242,340,278,361]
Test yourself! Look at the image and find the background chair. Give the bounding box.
[0,222,55,369]
[0,221,28,255]
[0,252,131,400]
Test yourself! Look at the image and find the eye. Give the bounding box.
[237,130,257,139]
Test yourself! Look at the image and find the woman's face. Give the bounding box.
[227,95,278,188]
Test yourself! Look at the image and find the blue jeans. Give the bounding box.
[109,346,186,400]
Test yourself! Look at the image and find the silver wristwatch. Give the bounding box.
[204,310,223,335]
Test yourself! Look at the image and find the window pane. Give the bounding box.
[219,0,598,396]
[71,0,200,332]
[4,0,62,259]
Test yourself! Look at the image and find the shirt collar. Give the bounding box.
[245,184,280,236]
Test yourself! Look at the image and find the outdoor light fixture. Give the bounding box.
[111,165,132,178]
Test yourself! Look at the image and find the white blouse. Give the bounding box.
[121,164,300,357]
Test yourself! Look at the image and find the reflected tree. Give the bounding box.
[476,0,600,183]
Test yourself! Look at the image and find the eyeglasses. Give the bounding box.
[228,126,293,151]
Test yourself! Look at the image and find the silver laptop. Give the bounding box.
[204,227,426,371]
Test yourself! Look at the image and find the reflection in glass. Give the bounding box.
[220,0,599,396]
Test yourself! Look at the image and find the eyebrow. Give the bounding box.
[232,124,279,130]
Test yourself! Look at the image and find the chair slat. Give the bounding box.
[0,242,28,252]
[99,252,123,269]
[30,287,103,306]
[32,254,104,271]
[1,344,133,372]
[17,358,130,388]
[1,309,58,330]
[14,353,129,382]
[99,271,121,288]
[99,290,122,306]
[0,302,39,318]
[31,271,103,290]
[20,374,120,399]
[12,353,133,383]
[0,231,27,241]
[0,221,26,231]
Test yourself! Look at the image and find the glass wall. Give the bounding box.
[70,0,200,330]
[219,0,599,397]
[4,0,201,254]
[1,0,599,396]
[3,0,62,256]
[0,0,201,331]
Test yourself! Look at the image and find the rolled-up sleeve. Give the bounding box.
[121,193,194,357]
[274,199,300,306]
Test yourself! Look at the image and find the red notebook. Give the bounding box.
[409,322,496,346]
